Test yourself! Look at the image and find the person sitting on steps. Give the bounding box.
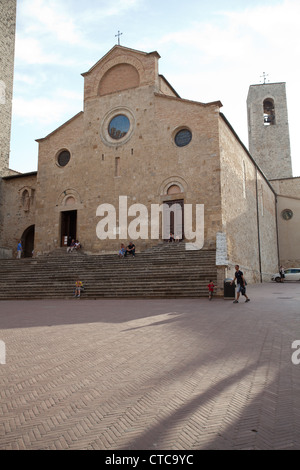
[125,241,136,257]
[118,243,126,258]
[67,239,76,253]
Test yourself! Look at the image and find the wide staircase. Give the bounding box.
[0,243,217,300]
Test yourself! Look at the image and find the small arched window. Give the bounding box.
[263,98,275,125]
[22,189,30,211]
[167,185,181,195]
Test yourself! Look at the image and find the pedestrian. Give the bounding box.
[231,265,250,303]
[207,280,215,300]
[279,265,285,283]
[74,279,83,298]
[16,240,22,259]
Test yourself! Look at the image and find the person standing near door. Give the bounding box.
[16,240,23,259]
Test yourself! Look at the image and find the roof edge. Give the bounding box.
[2,171,37,180]
[36,111,83,142]
[82,45,160,77]
[154,92,222,108]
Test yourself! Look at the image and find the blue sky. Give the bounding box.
[10,0,300,176]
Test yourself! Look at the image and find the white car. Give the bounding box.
[271,268,300,282]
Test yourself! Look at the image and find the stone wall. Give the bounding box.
[34,83,223,255]
[0,0,16,175]
[270,176,300,197]
[247,83,292,180]
[0,173,36,256]
[33,46,224,256]
[270,177,300,267]
[219,115,278,283]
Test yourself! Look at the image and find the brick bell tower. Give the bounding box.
[0,0,17,176]
[247,81,293,180]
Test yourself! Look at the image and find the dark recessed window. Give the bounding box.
[281,209,293,220]
[57,150,71,167]
[175,129,192,147]
[108,115,130,140]
[263,98,275,126]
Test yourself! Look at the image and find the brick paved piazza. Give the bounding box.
[1,282,300,450]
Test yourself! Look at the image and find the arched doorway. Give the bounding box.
[163,185,184,241]
[21,225,35,258]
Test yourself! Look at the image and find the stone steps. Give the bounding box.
[0,243,217,299]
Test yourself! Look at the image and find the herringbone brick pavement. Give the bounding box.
[1,282,300,450]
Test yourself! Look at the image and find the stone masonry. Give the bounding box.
[247,83,293,180]
[0,0,17,176]
[0,45,281,285]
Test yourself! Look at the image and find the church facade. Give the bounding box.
[0,3,299,285]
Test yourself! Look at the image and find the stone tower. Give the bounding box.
[247,82,293,180]
[0,0,17,176]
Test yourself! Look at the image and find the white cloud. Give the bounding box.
[78,0,142,22]
[14,73,36,86]
[15,36,59,65]
[19,0,83,45]
[12,95,79,126]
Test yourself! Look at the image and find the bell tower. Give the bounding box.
[0,0,17,176]
[247,82,293,180]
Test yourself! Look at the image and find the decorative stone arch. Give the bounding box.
[159,177,187,242]
[19,186,34,212]
[85,55,146,99]
[159,176,188,197]
[99,63,140,96]
[57,188,82,208]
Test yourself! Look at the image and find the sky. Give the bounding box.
[9,0,300,176]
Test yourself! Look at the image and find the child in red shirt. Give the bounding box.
[207,280,215,300]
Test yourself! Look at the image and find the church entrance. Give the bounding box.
[60,210,77,247]
[21,225,35,257]
[163,200,184,240]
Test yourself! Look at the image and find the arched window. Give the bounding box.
[21,189,31,211]
[167,184,181,195]
[263,98,275,125]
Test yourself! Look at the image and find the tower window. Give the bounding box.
[263,99,275,125]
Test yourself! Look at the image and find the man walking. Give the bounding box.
[231,265,250,303]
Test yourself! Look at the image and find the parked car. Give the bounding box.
[271,268,300,282]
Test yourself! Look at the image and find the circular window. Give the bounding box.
[281,209,293,220]
[108,115,130,140]
[175,129,192,147]
[57,150,71,167]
